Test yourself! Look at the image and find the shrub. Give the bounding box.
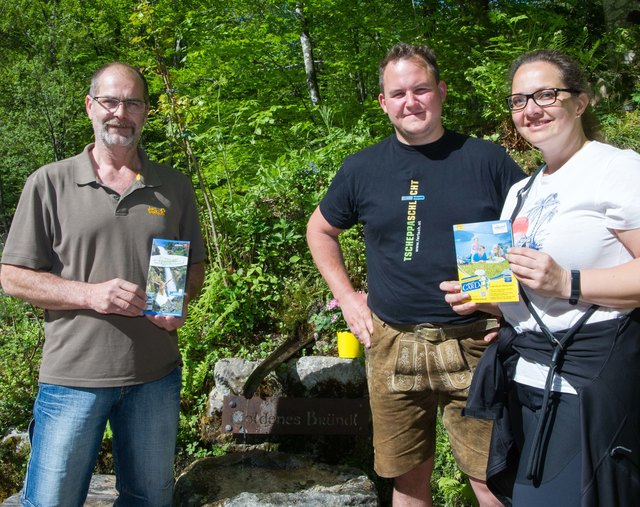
[0,293,42,497]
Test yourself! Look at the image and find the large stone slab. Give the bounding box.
[2,475,117,506]
[173,450,378,506]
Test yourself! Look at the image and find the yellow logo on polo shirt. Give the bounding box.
[148,207,166,216]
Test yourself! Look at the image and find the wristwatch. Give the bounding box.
[569,270,580,305]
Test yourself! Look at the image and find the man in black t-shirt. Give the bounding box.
[307,43,524,506]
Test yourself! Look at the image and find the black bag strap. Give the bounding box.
[509,163,547,224]
[522,292,598,483]
[508,162,600,334]
[508,163,600,483]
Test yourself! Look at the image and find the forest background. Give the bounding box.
[0,0,639,504]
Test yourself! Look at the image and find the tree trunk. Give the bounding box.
[295,3,321,106]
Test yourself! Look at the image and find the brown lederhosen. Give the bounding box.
[366,313,499,479]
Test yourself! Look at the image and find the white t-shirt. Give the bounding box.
[498,141,640,392]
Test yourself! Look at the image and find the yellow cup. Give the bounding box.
[337,331,364,359]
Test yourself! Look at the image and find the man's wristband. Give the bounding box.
[569,270,580,305]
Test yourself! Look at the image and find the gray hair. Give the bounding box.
[89,62,150,104]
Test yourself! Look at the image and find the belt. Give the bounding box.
[381,317,499,342]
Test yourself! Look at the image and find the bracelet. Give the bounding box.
[569,270,580,305]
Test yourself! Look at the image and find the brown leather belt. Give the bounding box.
[382,317,499,342]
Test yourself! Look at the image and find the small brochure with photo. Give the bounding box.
[144,238,191,317]
[452,219,519,303]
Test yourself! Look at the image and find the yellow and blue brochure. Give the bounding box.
[144,238,191,317]
[452,219,519,303]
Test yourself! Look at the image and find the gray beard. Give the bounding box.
[99,123,140,147]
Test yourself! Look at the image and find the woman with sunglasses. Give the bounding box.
[443,49,640,506]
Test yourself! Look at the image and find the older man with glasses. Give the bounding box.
[1,62,206,506]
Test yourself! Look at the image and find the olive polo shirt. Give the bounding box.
[1,144,206,387]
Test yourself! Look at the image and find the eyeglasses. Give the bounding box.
[91,96,148,114]
[505,88,578,111]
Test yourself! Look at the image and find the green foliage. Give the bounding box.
[308,297,347,336]
[175,125,375,415]
[0,296,42,435]
[601,109,640,152]
[0,294,42,498]
[432,416,477,506]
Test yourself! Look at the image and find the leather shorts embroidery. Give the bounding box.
[392,334,472,392]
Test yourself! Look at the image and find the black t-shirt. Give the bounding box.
[319,130,525,325]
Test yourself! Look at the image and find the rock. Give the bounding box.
[203,356,368,443]
[172,450,378,506]
[1,475,117,506]
[202,358,267,442]
[283,356,367,397]
[1,430,28,453]
[209,358,262,415]
[0,430,30,504]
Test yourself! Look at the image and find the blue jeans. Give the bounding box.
[21,367,181,507]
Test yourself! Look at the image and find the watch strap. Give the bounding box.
[569,270,580,305]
